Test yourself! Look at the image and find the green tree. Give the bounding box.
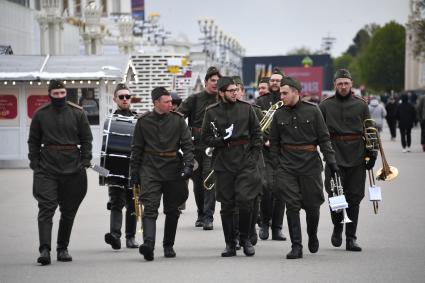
[358,21,405,92]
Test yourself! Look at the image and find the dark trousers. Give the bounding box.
[421,120,425,145]
[108,186,136,239]
[386,118,397,138]
[191,149,215,222]
[33,169,87,252]
[400,127,412,148]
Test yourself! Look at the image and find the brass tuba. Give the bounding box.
[363,119,398,181]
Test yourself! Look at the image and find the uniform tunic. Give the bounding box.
[270,100,335,211]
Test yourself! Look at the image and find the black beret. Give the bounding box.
[217,76,235,91]
[114,83,129,94]
[48,79,65,92]
[272,67,284,77]
[151,87,170,101]
[280,76,302,92]
[259,77,270,84]
[231,76,243,85]
[205,66,221,81]
[334,69,352,81]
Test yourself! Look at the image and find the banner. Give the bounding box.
[27,95,50,119]
[0,95,18,119]
[282,67,323,97]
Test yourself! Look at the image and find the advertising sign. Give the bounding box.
[27,95,50,119]
[282,67,323,97]
[0,95,18,119]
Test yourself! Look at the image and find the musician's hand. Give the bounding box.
[223,124,234,140]
[328,163,340,176]
[181,165,193,179]
[365,155,377,170]
[82,159,91,168]
[130,173,140,187]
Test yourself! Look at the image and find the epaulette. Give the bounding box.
[353,95,368,103]
[66,101,83,110]
[321,94,336,102]
[251,104,261,109]
[171,110,184,117]
[136,111,150,120]
[237,99,252,106]
[205,102,220,110]
[301,100,317,106]
[36,102,51,112]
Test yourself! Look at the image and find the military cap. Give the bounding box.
[280,76,302,92]
[205,66,222,81]
[48,79,65,92]
[272,67,285,77]
[217,76,235,91]
[259,77,270,84]
[334,69,352,81]
[114,83,129,95]
[151,87,170,101]
[170,91,182,103]
[232,76,243,85]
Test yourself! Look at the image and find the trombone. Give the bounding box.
[131,184,143,233]
[260,101,284,133]
[204,121,219,190]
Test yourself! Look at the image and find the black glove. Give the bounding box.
[82,159,91,168]
[365,155,377,170]
[181,165,193,179]
[328,163,340,176]
[29,161,39,171]
[130,173,140,187]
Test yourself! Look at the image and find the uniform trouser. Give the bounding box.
[324,164,366,240]
[261,160,285,230]
[400,127,412,148]
[33,169,87,252]
[108,186,136,239]
[191,149,215,222]
[140,178,189,247]
[386,118,397,138]
[274,170,323,247]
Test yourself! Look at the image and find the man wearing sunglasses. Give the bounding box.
[201,77,262,257]
[104,83,139,250]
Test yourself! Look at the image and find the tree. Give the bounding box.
[286,46,319,55]
[358,21,405,92]
[409,0,425,57]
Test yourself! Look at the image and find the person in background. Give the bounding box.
[396,94,417,153]
[417,94,425,151]
[368,96,387,132]
[385,96,398,141]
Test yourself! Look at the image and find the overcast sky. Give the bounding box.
[146,0,410,57]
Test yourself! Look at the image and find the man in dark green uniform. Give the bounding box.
[104,83,138,250]
[130,87,194,261]
[270,76,337,259]
[319,69,377,252]
[28,79,93,265]
[233,76,264,246]
[177,66,221,230]
[256,68,286,241]
[201,77,263,257]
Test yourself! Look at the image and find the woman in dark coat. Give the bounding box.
[395,95,417,152]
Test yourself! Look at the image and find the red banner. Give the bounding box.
[282,67,323,97]
[0,95,18,119]
[27,95,50,119]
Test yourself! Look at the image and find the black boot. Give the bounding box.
[249,197,259,246]
[233,211,241,250]
[139,217,156,261]
[57,217,74,257]
[37,221,52,265]
[286,212,303,259]
[239,210,255,257]
[271,198,286,241]
[105,210,122,250]
[125,209,138,248]
[163,214,179,258]
[330,210,343,247]
[57,249,72,262]
[259,223,269,240]
[306,207,320,253]
[346,205,362,252]
[220,214,236,257]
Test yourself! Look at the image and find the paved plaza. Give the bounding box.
[0,127,424,283]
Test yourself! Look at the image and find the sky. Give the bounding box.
[146,0,410,57]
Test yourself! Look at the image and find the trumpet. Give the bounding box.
[205,121,219,157]
[330,173,352,224]
[203,121,220,190]
[260,101,284,132]
[363,119,398,181]
[131,184,143,233]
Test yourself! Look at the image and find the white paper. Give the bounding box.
[369,185,382,201]
[329,195,348,211]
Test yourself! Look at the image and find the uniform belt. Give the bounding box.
[191,127,202,133]
[281,144,317,152]
[45,144,78,150]
[330,133,363,141]
[144,150,177,157]
[227,139,250,147]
